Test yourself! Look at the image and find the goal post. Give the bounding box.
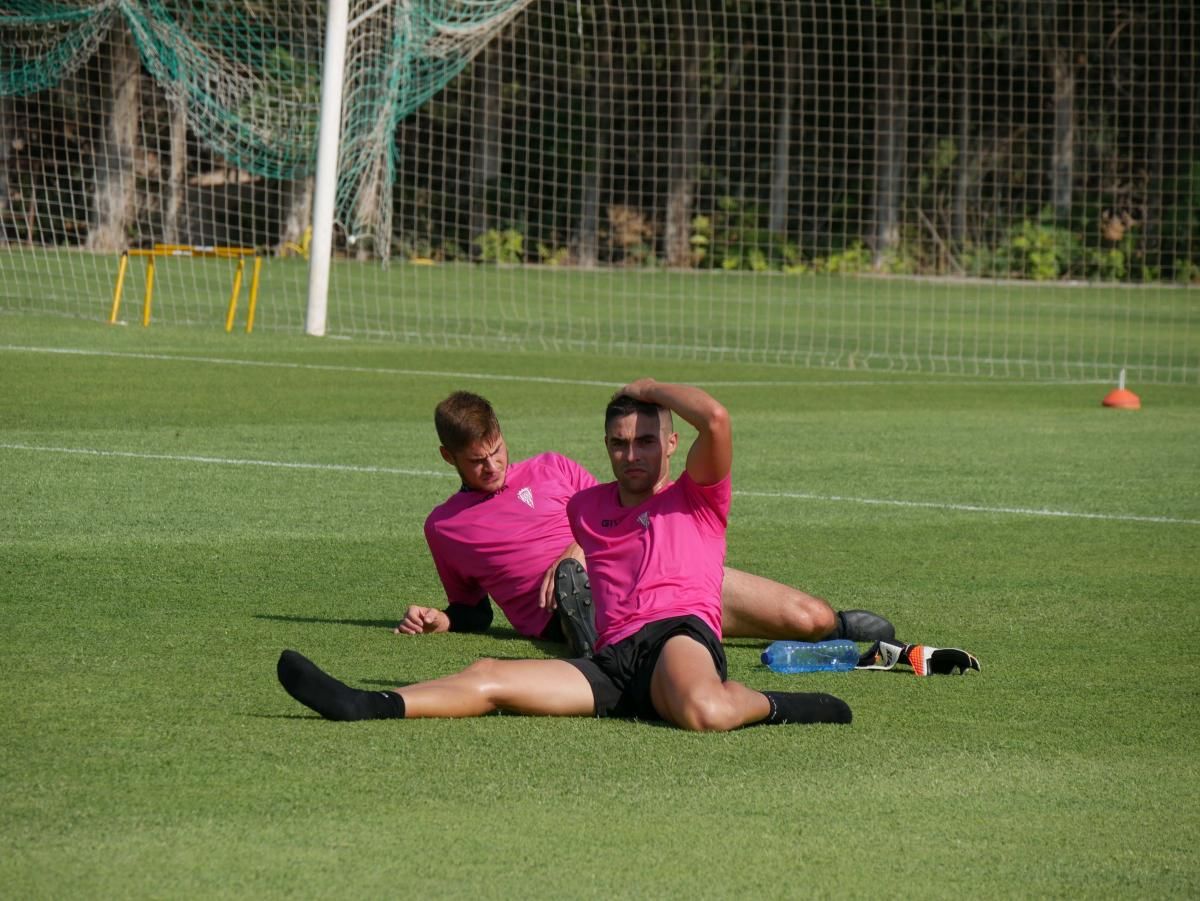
[305,0,350,338]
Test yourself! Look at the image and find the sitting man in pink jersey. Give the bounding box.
[277,379,852,729]
[394,390,892,657]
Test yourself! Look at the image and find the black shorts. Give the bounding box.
[565,615,727,720]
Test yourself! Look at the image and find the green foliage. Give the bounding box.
[1010,214,1082,280]
[536,241,570,266]
[813,241,874,275]
[1092,236,1133,282]
[1160,157,1200,281]
[395,234,435,262]
[475,227,524,264]
[690,197,773,271]
[1175,259,1200,284]
[962,209,1149,282]
[778,241,809,274]
[691,198,880,275]
[688,214,711,264]
[919,137,959,195]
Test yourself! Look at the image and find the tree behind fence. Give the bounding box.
[1,1,1197,381]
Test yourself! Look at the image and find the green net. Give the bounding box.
[1,0,533,253]
[0,2,116,97]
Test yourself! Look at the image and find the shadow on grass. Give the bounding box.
[250,713,339,720]
[257,707,670,725]
[256,613,568,655]
[255,613,396,629]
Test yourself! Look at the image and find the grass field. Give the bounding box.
[4,247,1199,382]
[2,312,1198,898]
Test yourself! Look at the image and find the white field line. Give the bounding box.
[3,442,1197,526]
[736,489,1200,526]
[0,344,617,388]
[0,443,453,480]
[0,344,1107,388]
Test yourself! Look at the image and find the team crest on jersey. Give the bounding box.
[517,487,534,508]
[637,512,650,529]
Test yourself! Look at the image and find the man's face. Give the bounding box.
[604,410,677,501]
[441,433,509,493]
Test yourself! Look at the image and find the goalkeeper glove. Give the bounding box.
[856,639,980,676]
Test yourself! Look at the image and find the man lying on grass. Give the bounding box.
[393,389,893,658]
[278,379,852,730]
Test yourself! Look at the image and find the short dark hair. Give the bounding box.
[605,393,673,434]
[435,391,501,452]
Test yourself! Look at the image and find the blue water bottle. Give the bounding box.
[760,639,860,673]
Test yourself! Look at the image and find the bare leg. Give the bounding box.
[649,637,853,730]
[399,657,595,718]
[277,651,593,721]
[648,635,771,731]
[720,566,836,640]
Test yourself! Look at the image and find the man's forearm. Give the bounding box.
[620,377,732,486]
[625,379,729,442]
[622,379,724,434]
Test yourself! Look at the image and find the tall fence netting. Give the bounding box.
[1,1,1197,382]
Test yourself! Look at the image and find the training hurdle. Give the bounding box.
[109,244,263,333]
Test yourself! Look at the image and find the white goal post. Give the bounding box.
[305,0,350,338]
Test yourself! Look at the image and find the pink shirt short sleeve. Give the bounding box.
[424,453,597,638]
[567,471,731,650]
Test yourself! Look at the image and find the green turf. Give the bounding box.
[4,246,1199,382]
[2,314,1198,898]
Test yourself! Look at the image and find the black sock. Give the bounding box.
[758,691,852,726]
[277,650,406,721]
[828,611,848,640]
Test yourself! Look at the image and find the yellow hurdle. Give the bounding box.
[109,252,129,324]
[110,244,261,332]
[245,256,263,334]
[224,258,246,332]
[142,255,157,327]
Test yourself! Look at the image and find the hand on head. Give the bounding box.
[615,378,658,403]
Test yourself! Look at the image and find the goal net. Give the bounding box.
[2,1,1198,383]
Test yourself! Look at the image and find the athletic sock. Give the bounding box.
[828,611,848,640]
[758,691,852,726]
[277,650,406,721]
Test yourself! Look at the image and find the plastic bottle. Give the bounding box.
[760,639,861,674]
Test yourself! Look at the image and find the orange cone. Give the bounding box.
[1102,369,1141,409]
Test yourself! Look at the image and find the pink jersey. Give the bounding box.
[424,453,598,637]
[567,471,731,650]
